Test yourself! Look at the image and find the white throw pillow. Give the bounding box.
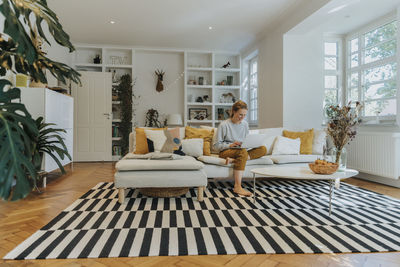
[144,129,167,152]
[312,130,327,155]
[181,138,204,157]
[272,136,301,155]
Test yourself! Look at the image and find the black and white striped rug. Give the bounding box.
[4,180,400,259]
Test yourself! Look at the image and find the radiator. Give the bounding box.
[347,132,400,180]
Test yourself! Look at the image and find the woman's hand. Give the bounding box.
[229,141,242,148]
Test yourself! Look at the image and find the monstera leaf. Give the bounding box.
[0,79,38,201]
[33,117,71,174]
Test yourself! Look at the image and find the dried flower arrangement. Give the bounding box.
[325,102,363,164]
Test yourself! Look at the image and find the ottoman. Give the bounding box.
[114,155,207,203]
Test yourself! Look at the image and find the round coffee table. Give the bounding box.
[251,165,359,215]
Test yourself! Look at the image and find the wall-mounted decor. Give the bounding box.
[189,108,208,120]
[155,69,165,92]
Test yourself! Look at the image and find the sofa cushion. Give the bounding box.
[197,155,274,167]
[185,126,214,156]
[272,136,300,155]
[269,154,320,164]
[116,155,204,171]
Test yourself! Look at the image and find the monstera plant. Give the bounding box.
[0,0,80,201]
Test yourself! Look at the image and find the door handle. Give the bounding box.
[103,113,111,119]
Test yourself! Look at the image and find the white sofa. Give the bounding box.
[125,127,328,179]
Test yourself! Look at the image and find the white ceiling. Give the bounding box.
[48,0,299,52]
[289,0,400,35]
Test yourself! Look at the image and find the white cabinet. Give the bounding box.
[18,87,74,172]
[184,52,241,127]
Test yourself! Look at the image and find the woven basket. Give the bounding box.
[308,163,338,174]
[139,187,189,197]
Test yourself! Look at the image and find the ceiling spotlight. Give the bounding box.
[110,20,115,24]
[208,26,213,30]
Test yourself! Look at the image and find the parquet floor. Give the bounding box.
[1,162,400,267]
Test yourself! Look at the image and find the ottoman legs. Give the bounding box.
[197,186,205,202]
[118,188,125,204]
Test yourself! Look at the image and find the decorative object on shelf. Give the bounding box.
[325,101,363,171]
[195,96,203,103]
[227,75,233,86]
[110,69,118,83]
[145,108,162,128]
[188,94,194,102]
[167,114,183,126]
[155,69,165,92]
[188,75,196,85]
[93,54,101,64]
[198,76,204,85]
[0,0,80,201]
[189,108,208,120]
[217,108,224,120]
[220,92,236,103]
[222,61,231,68]
[203,95,210,102]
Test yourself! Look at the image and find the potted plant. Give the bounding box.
[325,101,363,171]
[0,0,80,200]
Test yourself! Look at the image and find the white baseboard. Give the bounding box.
[356,172,400,188]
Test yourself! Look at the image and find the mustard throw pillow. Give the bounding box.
[134,128,165,154]
[185,126,214,156]
[282,129,314,154]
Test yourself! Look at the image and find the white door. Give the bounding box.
[72,71,112,161]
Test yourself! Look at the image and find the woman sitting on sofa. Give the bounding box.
[214,100,266,197]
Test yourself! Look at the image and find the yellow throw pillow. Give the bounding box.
[134,128,165,154]
[185,126,214,156]
[282,129,314,154]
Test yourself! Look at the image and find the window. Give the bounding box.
[323,39,342,116]
[242,53,258,125]
[346,19,397,120]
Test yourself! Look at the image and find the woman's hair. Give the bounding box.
[230,100,248,118]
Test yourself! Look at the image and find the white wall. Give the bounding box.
[134,51,184,126]
[283,31,325,129]
[240,0,331,129]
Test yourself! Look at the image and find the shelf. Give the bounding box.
[215,103,234,106]
[215,86,240,90]
[112,155,122,161]
[187,120,213,123]
[214,68,240,72]
[112,119,121,122]
[187,85,212,88]
[112,137,122,141]
[112,101,121,104]
[187,102,212,106]
[187,67,213,71]
[75,63,103,67]
[105,64,132,69]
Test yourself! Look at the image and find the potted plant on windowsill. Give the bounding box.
[0,0,80,201]
[325,101,363,171]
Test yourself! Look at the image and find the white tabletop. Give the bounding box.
[251,165,359,180]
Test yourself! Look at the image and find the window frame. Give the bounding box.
[242,51,258,126]
[345,14,397,123]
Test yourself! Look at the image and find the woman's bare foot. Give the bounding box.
[234,186,253,197]
[225,157,235,165]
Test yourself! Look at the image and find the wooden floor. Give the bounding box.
[1,162,400,267]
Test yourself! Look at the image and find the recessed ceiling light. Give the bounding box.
[110,20,115,24]
[208,26,213,30]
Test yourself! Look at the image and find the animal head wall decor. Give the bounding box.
[155,69,165,92]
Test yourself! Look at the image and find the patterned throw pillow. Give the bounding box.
[161,128,182,153]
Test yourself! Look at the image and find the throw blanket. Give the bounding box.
[123,152,183,160]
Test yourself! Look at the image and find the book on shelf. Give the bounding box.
[112,125,120,137]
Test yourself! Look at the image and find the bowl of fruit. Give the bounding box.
[309,159,338,174]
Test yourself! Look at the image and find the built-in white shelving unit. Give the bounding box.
[73,45,134,161]
[184,52,241,127]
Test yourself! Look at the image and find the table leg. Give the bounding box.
[329,179,335,216]
[253,173,256,203]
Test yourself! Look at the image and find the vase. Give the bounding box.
[332,147,347,171]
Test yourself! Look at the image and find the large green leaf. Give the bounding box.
[0,79,38,201]
[33,117,71,174]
